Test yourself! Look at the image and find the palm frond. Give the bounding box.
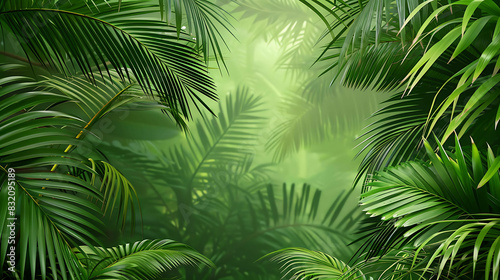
[165,87,265,196]
[264,247,363,280]
[415,218,500,280]
[88,159,140,231]
[245,184,362,259]
[182,182,362,279]
[0,2,217,119]
[0,66,103,279]
[40,74,140,122]
[77,239,214,280]
[352,45,493,189]
[0,183,90,280]
[400,0,500,143]
[355,136,500,278]
[337,41,420,91]
[160,0,233,69]
[299,0,429,83]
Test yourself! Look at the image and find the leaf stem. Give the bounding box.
[51,83,133,172]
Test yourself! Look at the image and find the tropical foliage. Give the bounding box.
[76,239,214,280]
[0,0,230,278]
[267,0,500,279]
[95,90,363,279]
[3,0,499,279]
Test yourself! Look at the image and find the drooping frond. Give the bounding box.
[159,0,233,69]
[87,159,140,231]
[0,1,217,120]
[40,74,140,122]
[399,0,500,144]
[298,0,431,86]
[416,218,500,280]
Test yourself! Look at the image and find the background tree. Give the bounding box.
[98,89,363,279]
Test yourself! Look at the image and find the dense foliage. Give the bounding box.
[1,0,499,279]
[269,0,500,279]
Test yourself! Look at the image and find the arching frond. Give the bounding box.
[264,247,363,280]
[355,137,500,279]
[0,68,103,280]
[0,1,217,120]
[77,239,214,280]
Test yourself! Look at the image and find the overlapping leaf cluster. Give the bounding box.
[268,0,500,279]
[0,0,231,278]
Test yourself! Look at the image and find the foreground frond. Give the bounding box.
[0,4,217,119]
[265,247,363,280]
[77,239,214,280]
[160,0,233,69]
[356,137,500,278]
[0,66,103,279]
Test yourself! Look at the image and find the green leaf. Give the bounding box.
[478,156,500,188]
[473,33,500,81]
[462,0,484,36]
[263,247,362,280]
[77,239,214,280]
[451,16,494,61]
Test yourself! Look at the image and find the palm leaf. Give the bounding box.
[264,247,363,280]
[352,45,492,189]
[0,67,103,280]
[0,1,217,120]
[76,239,214,280]
[415,218,500,280]
[165,87,265,204]
[40,74,140,123]
[87,159,140,231]
[299,0,429,84]
[356,137,500,278]
[160,0,233,69]
[401,0,500,143]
